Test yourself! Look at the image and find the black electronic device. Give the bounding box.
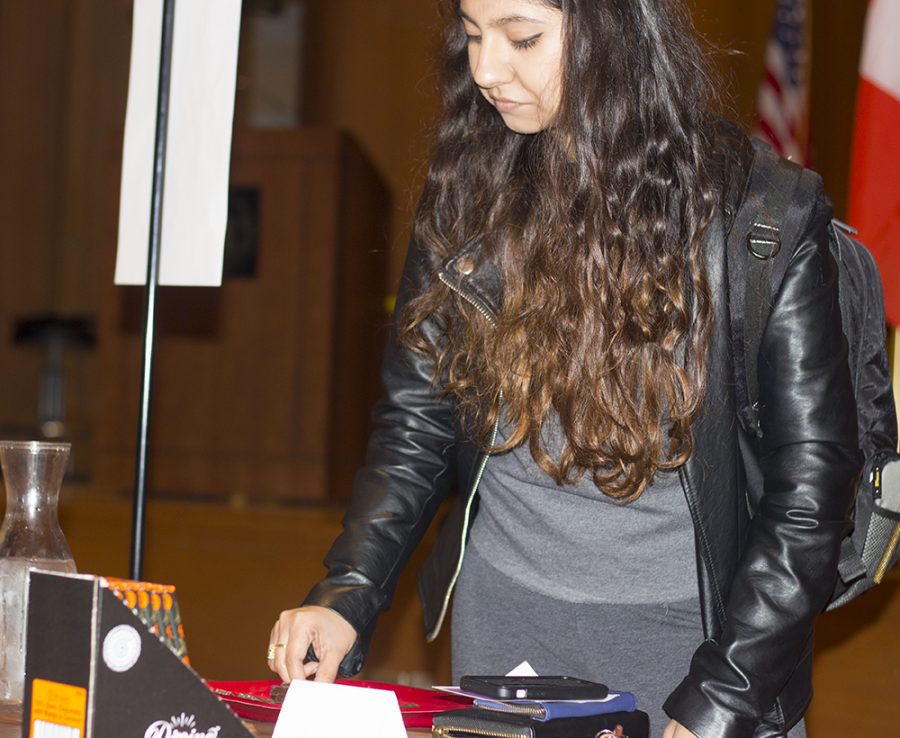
[459,675,610,701]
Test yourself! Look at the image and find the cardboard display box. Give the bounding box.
[23,571,252,737]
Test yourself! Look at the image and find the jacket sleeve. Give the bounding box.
[301,238,459,675]
[666,205,863,737]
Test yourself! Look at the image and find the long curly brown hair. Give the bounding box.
[401,0,719,501]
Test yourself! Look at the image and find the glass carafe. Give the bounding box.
[0,441,76,703]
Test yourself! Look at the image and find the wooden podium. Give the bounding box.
[94,129,389,502]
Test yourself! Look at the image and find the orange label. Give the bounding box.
[29,678,87,738]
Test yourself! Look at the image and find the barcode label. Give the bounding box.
[33,721,80,738]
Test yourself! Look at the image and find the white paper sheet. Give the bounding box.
[506,660,539,677]
[433,660,541,698]
[272,680,407,738]
[115,0,242,286]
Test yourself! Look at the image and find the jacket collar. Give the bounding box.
[438,238,502,323]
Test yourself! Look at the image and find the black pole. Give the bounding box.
[130,0,177,581]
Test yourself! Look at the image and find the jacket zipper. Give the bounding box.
[438,270,498,328]
[433,725,527,738]
[678,466,727,629]
[428,270,499,641]
[477,703,547,719]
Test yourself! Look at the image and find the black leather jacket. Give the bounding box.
[303,130,862,738]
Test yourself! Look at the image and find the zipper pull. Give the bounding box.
[831,218,859,236]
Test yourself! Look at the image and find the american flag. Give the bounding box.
[753,0,811,165]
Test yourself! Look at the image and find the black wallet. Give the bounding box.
[432,707,650,738]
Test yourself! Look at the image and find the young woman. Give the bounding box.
[267,1,861,736]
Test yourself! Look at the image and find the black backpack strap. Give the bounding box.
[727,144,820,441]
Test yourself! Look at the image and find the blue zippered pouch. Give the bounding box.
[473,690,637,721]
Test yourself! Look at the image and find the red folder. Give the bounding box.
[207,679,472,728]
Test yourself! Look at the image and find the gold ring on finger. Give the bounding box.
[266,643,285,660]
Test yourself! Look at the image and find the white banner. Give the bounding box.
[115,0,242,286]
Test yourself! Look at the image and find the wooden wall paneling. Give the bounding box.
[328,140,390,500]
[807,568,900,734]
[94,129,388,502]
[54,2,131,451]
[57,0,131,315]
[0,1,71,432]
[688,0,775,128]
[302,0,442,286]
[808,1,867,218]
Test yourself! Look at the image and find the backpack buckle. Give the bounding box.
[747,222,781,260]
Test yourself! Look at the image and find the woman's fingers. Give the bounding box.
[266,606,357,684]
[313,644,343,683]
[661,720,698,738]
[267,622,287,677]
[277,610,313,683]
[267,622,278,665]
[309,608,357,682]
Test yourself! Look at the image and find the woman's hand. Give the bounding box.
[267,605,358,683]
[661,719,699,738]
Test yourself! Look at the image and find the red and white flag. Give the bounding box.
[849,0,900,327]
[754,0,811,166]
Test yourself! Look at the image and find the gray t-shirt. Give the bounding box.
[469,415,699,605]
